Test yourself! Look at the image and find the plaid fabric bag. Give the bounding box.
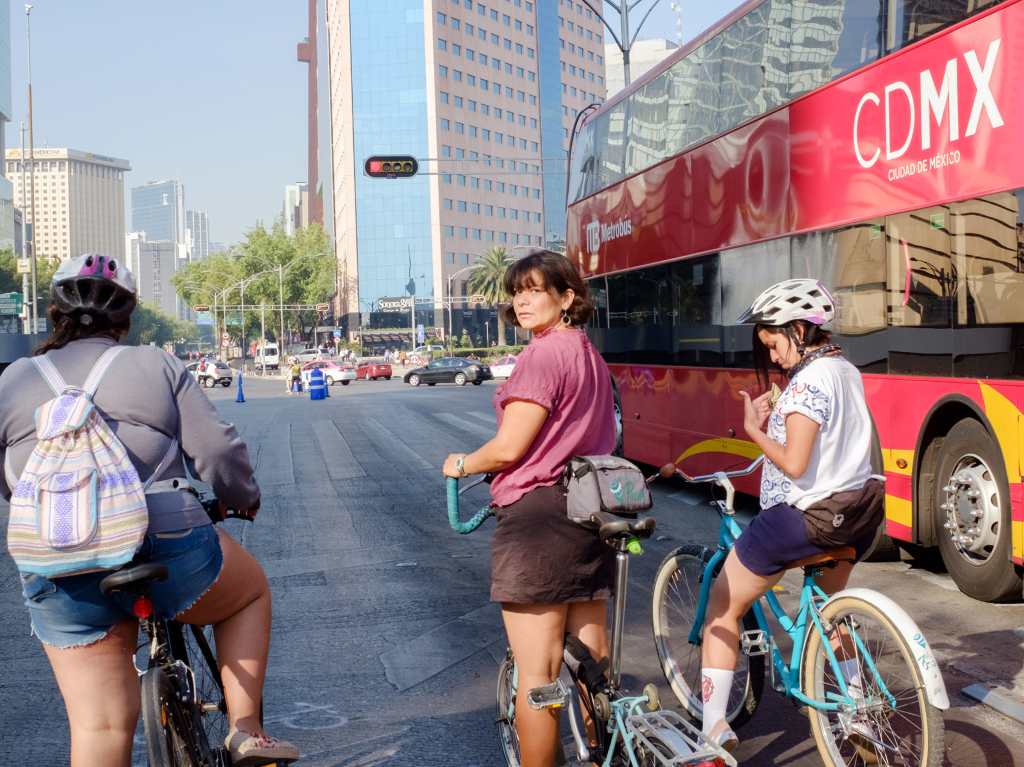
[6,347,176,577]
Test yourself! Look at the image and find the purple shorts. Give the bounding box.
[733,502,875,576]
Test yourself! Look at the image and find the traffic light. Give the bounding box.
[364,156,418,179]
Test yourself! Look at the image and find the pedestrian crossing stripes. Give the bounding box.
[430,412,493,439]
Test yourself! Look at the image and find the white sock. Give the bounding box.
[838,658,863,698]
[700,667,734,735]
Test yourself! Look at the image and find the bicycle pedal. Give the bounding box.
[527,678,571,710]
[740,629,770,656]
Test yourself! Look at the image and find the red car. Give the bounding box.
[356,361,392,381]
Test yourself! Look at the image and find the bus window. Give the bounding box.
[720,238,790,366]
[886,207,954,328]
[792,221,886,336]
[887,0,1004,51]
[951,192,1024,378]
[787,0,885,97]
[718,2,772,127]
[626,72,668,177]
[666,40,722,151]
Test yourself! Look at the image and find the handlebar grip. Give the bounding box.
[446,477,493,534]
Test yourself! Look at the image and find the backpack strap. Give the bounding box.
[32,355,70,397]
[143,437,180,492]
[82,346,127,397]
[3,449,16,491]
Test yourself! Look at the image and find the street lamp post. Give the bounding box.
[24,4,38,334]
[580,0,666,87]
[446,265,475,355]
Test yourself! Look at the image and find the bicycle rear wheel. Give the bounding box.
[141,666,192,767]
[651,544,764,728]
[496,650,521,766]
[173,623,230,758]
[801,595,944,767]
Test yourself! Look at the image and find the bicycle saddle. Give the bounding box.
[786,546,857,571]
[99,563,169,596]
[591,511,656,542]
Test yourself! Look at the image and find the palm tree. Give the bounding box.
[468,246,514,346]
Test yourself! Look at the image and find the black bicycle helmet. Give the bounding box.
[51,253,138,325]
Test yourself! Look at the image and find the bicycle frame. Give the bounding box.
[685,512,897,714]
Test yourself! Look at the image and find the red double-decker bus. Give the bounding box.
[567,0,1024,602]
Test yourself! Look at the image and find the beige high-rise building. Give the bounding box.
[6,147,131,262]
[311,0,606,341]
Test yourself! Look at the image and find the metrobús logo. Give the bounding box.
[586,217,633,255]
[852,38,1003,182]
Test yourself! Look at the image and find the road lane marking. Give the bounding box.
[312,420,366,480]
[359,417,434,470]
[255,422,295,485]
[464,410,496,426]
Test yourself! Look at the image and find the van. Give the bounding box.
[255,343,280,370]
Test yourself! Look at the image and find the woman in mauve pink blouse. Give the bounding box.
[443,249,615,767]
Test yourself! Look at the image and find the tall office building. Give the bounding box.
[603,38,678,96]
[0,0,13,254]
[126,232,183,318]
[283,182,309,236]
[318,0,606,337]
[6,148,131,261]
[185,209,209,262]
[131,179,185,245]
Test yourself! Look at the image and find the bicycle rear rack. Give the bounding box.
[625,709,737,766]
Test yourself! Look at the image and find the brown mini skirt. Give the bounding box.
[490,483,615,604]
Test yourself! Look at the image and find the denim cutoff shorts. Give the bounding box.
[18,524,223,649]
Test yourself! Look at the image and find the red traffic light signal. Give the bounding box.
[365,155,418,178]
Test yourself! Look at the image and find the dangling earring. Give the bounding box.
[560,309,571,326]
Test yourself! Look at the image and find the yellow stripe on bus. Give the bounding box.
[885,494,913,528]
[883,450,914,476]
[979,383,1023,484]
[1014,519,1024,562]
[674,438,762,466]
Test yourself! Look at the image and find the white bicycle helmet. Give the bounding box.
[51,253,138,324]
[736,278,835,327]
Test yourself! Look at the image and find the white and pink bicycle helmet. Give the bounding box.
[51,253,138,324]
[736,278,835,327]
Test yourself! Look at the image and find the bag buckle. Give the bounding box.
[832,513,845,528]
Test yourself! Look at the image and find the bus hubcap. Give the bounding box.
[941,454,1001,564]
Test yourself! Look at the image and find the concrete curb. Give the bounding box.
[961,683,1024,725]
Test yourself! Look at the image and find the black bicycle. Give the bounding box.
[98,495,278,767]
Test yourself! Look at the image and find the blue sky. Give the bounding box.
[4,1,745,246]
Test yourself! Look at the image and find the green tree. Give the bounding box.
[467,246,513,346]
[172,222,334,351]
[124,304,197,349]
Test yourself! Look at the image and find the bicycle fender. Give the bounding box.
[819,587,949,710]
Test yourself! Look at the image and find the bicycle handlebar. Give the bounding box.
[658,454,765,485]
[446,476,494,534]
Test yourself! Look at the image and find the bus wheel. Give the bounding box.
[931,418,1022,602]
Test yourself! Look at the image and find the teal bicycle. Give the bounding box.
[447,476,737,767]
[651,457,949,767]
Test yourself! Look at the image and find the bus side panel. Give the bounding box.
[866,375,1024,552]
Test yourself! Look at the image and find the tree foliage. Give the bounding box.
[172,223,334,347]
[0,247,59,302]
[468,246,514,345]
[125,304,198,348]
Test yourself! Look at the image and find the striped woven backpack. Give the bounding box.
[6,346,176,577]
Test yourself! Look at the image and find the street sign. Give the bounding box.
[315,302,330,312]
[195,311,213,326]
[16,258,31,275]
[192,304,210,312]
[417,324,425,344]
[332,329,342,339]
[0,292,23,316]
[378,296,413,312]
[470,294,486,304]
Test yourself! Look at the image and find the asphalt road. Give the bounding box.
[1,375,1022,766]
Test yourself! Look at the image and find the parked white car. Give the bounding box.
[300,360,356,386]
[292,347,323,364]
[489,354,517,378]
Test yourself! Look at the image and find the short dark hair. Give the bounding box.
[501,248,595,327]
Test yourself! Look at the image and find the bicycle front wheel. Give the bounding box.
[802,595,944,767]
[651,543,764,728]
[496,650,521,766]
[141,666,192,767]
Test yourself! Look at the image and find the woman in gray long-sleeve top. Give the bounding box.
[0,254,298,767]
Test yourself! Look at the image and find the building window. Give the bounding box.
[452,43,462,55]
[441,118,450,130]
[439,65,448,78]
[446,252,456,264]
[469,125,478,137]
[440,91,449,103]
[516,43,524,54]
[443,225,454,236]
[453,69,463,81]
[455,147,465,159]
[438,38,447,51]
[458,200,468,212]
[468,74,476,85]
[466,49,474,61]
[441,145,452,158]
[444,199,453,210]
[452,18,461,30]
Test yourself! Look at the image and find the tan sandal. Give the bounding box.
[224,727,299,766]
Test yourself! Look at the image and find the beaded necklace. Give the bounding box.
[787,343,843,380]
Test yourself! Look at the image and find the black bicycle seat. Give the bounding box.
[591,511,656,542]
[99,563,169,597]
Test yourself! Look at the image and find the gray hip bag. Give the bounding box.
[563,455,653,527]
[802,478,885,548]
